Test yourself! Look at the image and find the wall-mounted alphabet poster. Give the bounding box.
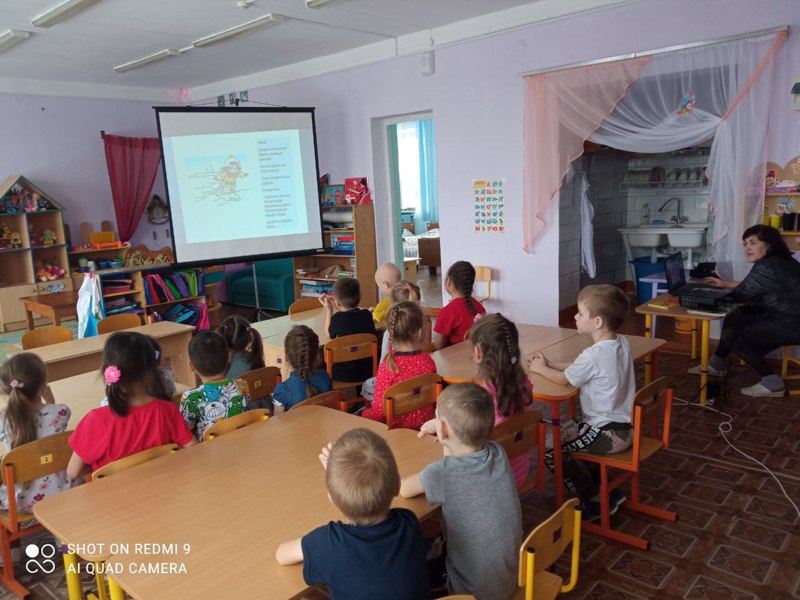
[473,179,505,233]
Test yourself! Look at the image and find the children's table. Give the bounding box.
[34,406,442,600]
[19,290,80,330]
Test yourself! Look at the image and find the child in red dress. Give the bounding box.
[67,332,195,478]
[433,261,486,350]
[361,302,437,430]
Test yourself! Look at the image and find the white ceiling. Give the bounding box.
[0,0,634,100]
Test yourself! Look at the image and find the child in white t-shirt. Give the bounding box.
[529,284,634,520]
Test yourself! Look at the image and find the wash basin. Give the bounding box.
[618,223,708,247]
[618,227,666,246]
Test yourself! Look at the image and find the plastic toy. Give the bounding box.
[41,229,56,245]
[9,232,21,248]
[4,194,21,214]
[36,194,49,211]
[36,260,52,282]
[45,262,66,279]
[23,193,35,212]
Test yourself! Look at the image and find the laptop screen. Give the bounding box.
[663,252,686,294]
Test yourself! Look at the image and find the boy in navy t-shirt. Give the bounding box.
[321,278,376,383]
[275,428,431,600]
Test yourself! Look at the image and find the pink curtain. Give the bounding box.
[103,135,162,242]
[522,57,650,252]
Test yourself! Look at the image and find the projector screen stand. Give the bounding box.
[249,262,272,322]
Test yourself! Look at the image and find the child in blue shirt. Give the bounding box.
[272,325,332,413]
[275,428,431,600]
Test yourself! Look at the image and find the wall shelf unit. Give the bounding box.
[0,176,71,331]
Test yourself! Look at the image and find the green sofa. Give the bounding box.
[226,258,295,313]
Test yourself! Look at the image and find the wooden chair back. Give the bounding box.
[0,431,73,523]
[291,390,346,411]
[97,313,142,334]
[781,344,800,396]
[383,373,442,429]
[491,409,545,494]
[288,297,322,315]
[473,266,492,303]
[93,444,179,480]
[21,325,73,349]
[518,498,581,597]
[324,334,378,389]
[203,409,270,441]
[237,366,281,406]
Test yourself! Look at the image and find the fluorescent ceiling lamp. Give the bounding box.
[114,49,181,73]
[0,30,30,52]
[305,0,340,7]
[192,13,285,48]
[32,0,101,28]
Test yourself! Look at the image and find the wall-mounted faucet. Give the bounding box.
[658,197,688,223]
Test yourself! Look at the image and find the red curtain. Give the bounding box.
[103,135,162,242]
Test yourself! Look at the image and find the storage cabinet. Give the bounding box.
[0,176,69,331]
[764,157,800,251]
[293,204,378,307]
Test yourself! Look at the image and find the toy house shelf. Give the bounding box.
[293,203,377,307]
[0,176,71,332]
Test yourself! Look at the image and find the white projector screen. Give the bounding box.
[156,107,324,266]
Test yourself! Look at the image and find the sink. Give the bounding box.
[618,223,707,248]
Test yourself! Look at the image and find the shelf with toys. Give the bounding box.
[764,158,800,248]
[0,176,71,331]
[294,176,376,306]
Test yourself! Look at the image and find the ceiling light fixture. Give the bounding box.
[114,49,181,74]
[0,30,30,53]
[192,13,285,48]
[31,0,101,28]
[305,0,340,8]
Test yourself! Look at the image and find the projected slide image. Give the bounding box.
[167,131,309,245]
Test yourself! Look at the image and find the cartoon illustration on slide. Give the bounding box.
[188,155,249,204]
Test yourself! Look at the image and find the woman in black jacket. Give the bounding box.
[688,225,800,397]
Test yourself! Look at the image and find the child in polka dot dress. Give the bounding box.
[361,301,437,430]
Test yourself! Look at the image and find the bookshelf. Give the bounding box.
[0,176,71,331]
[293,204,378,307]
[764,158,800,250]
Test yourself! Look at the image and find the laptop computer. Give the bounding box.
[663,252,731,308]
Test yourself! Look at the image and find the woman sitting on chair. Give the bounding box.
[688,225,800,397]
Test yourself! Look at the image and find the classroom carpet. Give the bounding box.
[0,352,797,600]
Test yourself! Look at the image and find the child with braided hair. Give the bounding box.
[219,315,265,379]
[361,302,437,429]
[272,325,332,413]
[0,352,72,515]
[468,314,535,490]
[433,260,486,350]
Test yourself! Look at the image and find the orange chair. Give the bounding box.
[203,409,270,441]
[20,325,73,349]
[324,334,378,390]
[97,313,142,334]
[383,373,442,429]
[574,377,676,549]
[288,297,322,315]
[473,266,492,304]
[237,366,281,409]
[291,390,347,411]
[0,431,73,598]
[92,444,179,480]
[512,498,581,599]
[781,345,800,396]
[491,410,546,495]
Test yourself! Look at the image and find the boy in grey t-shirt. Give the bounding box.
[400,383,521,600]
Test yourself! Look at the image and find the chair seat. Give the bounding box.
[511,569,563,600]
[576,437,663,467]
[332,381,364,390]
[0,510,36,526]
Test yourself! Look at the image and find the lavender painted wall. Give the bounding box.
[0,94,165,248]
[1,0,797,323]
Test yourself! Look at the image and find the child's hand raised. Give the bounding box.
[319,294,335,310]
[528,352,548,374]
[319,443,334,470]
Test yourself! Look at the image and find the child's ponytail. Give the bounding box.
[384,302,424,375]
[218,315,265,371]
[102,332,163,416]
[447,261,478,317]
[285,326,321,399]
[0,353,47,448]
[468,314,529,416]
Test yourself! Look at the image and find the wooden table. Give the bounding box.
[433,328,664,507]
[19,290,80,330]
[252,308,328,372]
[635,292,725,405]
[27,321,195,385]
[34,407,442,600]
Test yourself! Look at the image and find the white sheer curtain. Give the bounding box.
[588,31,786,278]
